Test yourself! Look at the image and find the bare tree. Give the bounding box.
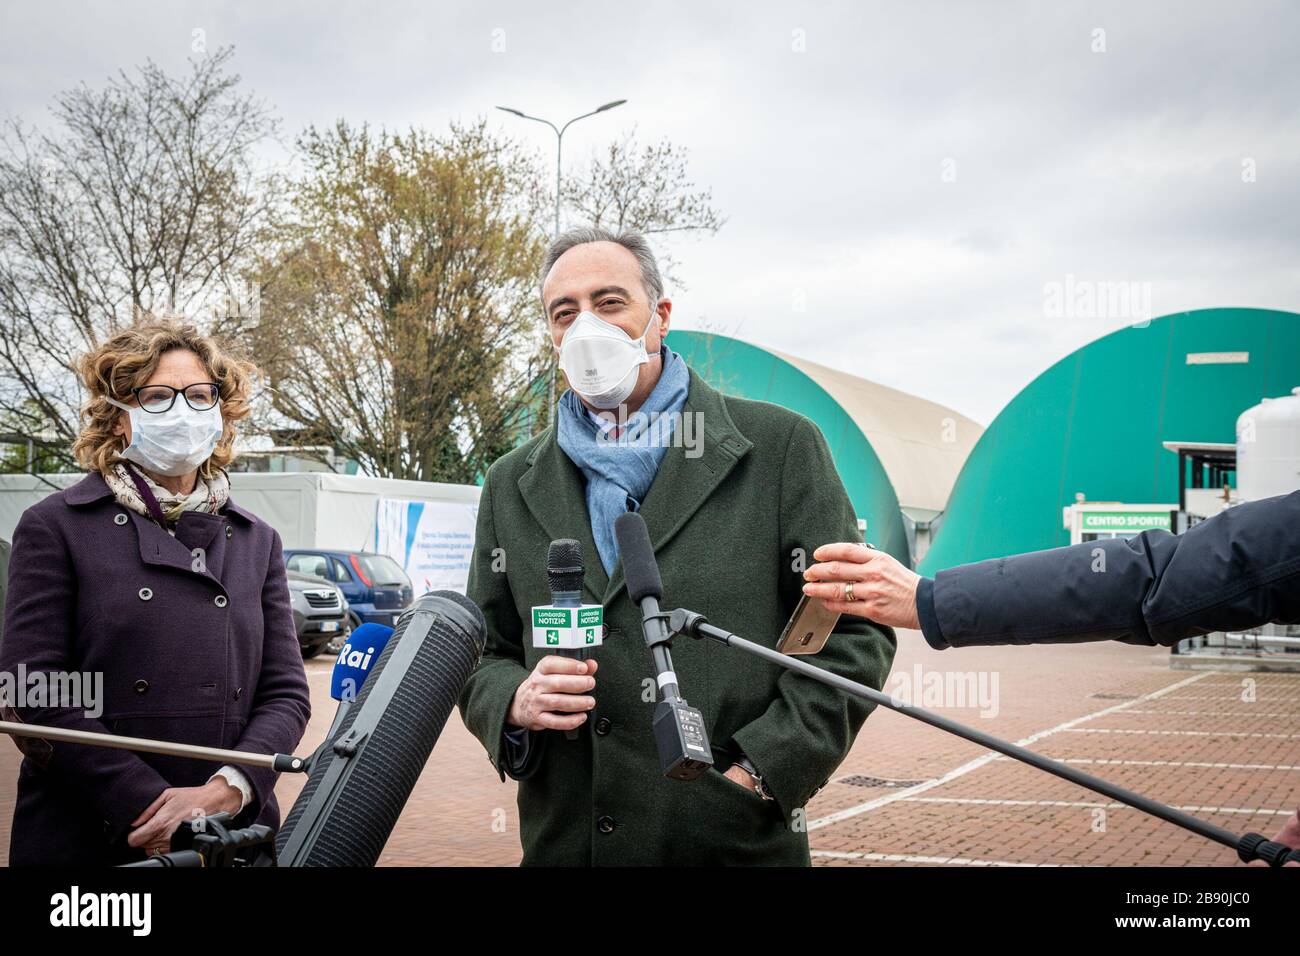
[560,128,725,285]
[254,120,551,483]
[0,47,277,460]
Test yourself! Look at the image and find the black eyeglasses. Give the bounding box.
[130,382,221,414]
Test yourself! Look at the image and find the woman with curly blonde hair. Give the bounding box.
[0,317,311,865]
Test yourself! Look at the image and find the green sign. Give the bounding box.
[531,603,604,650]
[533,608,573,628]
[1081,511,1171,532]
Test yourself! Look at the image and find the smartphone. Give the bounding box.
[776,594,841,656]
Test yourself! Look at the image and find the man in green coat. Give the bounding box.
[457,228,896,865]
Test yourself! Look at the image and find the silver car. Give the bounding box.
[287,569,349,659]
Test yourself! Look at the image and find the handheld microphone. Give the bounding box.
[612,512,712,781]
[532,539,604,740]
[331,623,395,702]
[547,539,585,609]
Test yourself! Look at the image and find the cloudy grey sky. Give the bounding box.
[2,0,1297,423]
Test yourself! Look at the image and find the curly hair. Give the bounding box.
[72,317,262,478]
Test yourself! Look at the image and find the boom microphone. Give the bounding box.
[667,608,1300,868]
[276,590,486,867]
[613,512,711,781]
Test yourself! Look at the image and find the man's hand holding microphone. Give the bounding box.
[508,656,598,732]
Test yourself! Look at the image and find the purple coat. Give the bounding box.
[0,470,311,865]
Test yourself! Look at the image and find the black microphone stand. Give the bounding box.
[666,608,1300,868]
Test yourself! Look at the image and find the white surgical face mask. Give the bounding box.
[556,304,658,409]
[106,394,224,477]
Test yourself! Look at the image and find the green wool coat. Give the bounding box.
[457,368,897,865]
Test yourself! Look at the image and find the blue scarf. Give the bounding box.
[556,347,691,576]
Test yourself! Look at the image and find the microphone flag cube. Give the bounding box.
[531,605,604,650]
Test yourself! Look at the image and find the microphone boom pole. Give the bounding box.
[667,608,1300,868]
[0,720,308,774]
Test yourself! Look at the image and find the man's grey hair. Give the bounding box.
[540,227,664,311]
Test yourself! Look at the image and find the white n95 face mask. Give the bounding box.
[106,395,224,477]
[556,305,658,409]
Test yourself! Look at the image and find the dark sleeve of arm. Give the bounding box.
[731,417,898,818]
[0,507,170,832]
[915,576,948,649]
[456,472,544,781]
[229,529,312,817]
[930,491,1300,648]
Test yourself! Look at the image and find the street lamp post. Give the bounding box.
[497,99,627,237]
[496,99,627,427]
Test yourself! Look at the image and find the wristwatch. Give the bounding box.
[733,754,775,801]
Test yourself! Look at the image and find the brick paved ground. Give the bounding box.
[1,629,1295,866]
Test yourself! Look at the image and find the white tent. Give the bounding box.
[769,348,984,517]
[0,471,482,592]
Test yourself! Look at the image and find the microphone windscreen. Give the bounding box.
[430,588,488,634]
[329,623,394,702]
[547,538,584,594]
[277,590,486,866]
[614,512,662,602]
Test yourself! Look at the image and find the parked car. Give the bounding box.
[283,549,414,630]
[286,569,349,659]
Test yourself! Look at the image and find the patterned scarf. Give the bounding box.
[102,459,231,537]
[556,346,691,576]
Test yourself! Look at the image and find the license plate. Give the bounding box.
[320,620,340,633]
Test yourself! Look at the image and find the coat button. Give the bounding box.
[597,815,616,834]
[233,687,243,700]
[138,587,153,601]
[595,717,612,736]
[225,526,233,538]
[114,513,128,526]
[214,595,228,608]
[134,679,149,694]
